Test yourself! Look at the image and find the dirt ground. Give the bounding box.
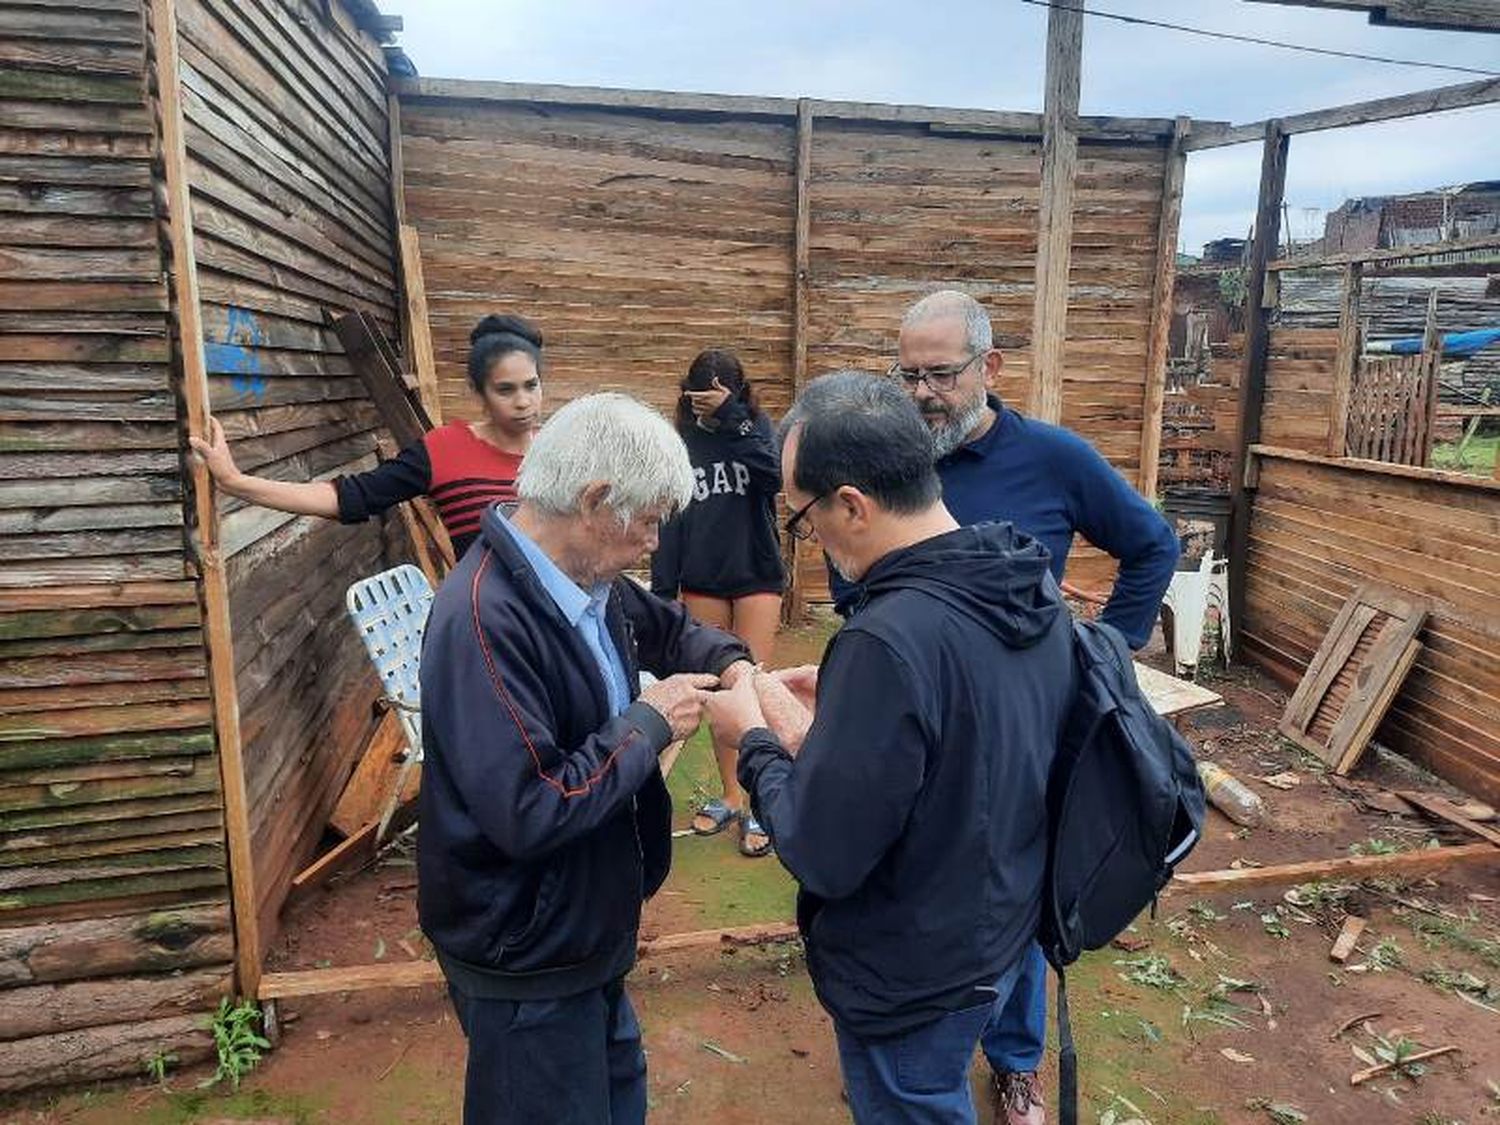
[5,617,1500,1125]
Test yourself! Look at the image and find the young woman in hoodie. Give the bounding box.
[651,349,784,857]
[190,314,543,558]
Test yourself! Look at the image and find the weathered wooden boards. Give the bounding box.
[396,88,1176,604]
[1261,327,1340,452]
[1242,447,1500,804]
[0,0,182,589]
[0,0,237,1085]
[1278,585,1427,774]
[173,0,400,959]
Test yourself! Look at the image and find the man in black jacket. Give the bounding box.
[419,392,753,1125]
[707,372,1076,1124]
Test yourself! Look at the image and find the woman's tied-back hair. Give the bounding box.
[517,393,695,525]
[468,314,544,392]
[675,348,760,431]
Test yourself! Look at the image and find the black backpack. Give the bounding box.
[1040,619,1206,1125]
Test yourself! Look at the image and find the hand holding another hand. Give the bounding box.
[769,665,817,716]
[639,672,719,742]
[753,671,813,757]
[703,673,766,752]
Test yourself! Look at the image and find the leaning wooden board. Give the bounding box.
[1278,584,1427,775]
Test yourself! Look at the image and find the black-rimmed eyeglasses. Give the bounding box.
[784,492,827,542]
[887,351,983,393]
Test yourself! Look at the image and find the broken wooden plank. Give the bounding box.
[326,309,429,449]
[287,821,377,901]
[1350,1044,1460,1086]
[1396,790,1500,849]
[328,710,408,837]
[637,921,800,956]
[258,955,440,999]
[1174,842,1497,890]
[1329,915,1366,963]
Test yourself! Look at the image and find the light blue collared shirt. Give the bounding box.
[496,515,632,717]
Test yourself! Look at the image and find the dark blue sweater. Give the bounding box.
[832,399,1178,648]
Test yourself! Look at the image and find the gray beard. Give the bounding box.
[927,396,988,459]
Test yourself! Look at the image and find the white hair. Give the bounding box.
[517,392,694,523]
[902,289,994,354]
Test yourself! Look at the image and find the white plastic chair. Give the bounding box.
[1160,550,1231,675]
[346,565,435,835]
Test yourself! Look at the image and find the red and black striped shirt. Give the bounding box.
[335,422,523,557]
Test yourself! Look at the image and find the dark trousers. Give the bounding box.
[447,977,647,1125]
[833,956,1026,1124]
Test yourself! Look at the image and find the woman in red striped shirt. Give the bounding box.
[191,314,541,558]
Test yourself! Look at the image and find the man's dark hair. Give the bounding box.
[780,370,941,513]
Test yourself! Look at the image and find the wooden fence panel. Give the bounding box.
[1242,449,1500,804]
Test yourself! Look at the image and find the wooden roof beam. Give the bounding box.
[1245,1,1500,33]
[1186,75,1500,149]
[389,76,1218,141]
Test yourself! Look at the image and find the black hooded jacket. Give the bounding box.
[738,522,1076,1036]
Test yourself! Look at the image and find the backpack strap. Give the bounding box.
[1056,964,1078,1125]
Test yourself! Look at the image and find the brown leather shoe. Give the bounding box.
[992,1070,1045,1125]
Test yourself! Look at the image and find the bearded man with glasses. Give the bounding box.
[824,288,1177,1124]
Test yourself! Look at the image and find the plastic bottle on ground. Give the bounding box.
[1197,760,1265,827]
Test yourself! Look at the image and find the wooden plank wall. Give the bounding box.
[398,97,1173,602]
[804,125,1167,595]
[172,0,399,949]
[1260,326,1338,453]
[398,100,797,423]
[0,0,230,1087]
[1242,450,1500,805]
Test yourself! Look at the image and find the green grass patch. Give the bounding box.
[1431,433,1498,475]
[137,1086,325,1125]
[662,727,798,928]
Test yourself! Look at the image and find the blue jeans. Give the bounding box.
[979,942,1048,1073]
[835,958,1025,1124]
[447,977,646,1125]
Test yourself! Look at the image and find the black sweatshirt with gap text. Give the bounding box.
[650,399,784,601]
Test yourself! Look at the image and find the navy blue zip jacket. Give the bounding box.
[418,505,750,999]
[740,522,1075,1037]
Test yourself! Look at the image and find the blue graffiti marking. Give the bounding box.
[207,305,268,398]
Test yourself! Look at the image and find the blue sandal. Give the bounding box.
[691,799,737,836]
[739,814,772,858]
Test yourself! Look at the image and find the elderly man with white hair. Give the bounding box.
[418,392,754,1125]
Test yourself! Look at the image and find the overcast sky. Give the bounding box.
[395,0,1499,254]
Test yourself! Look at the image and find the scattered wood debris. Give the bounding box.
[1328,916,1366,963]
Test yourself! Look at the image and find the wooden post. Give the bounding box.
[1137,116,1190,499]
[1327,261,1362,457]
[1226,121,1289,658]
[148,0,261,998]
[1419,288,1441,466]
[1026,0,1083,424]
[398,225,441,423]
[784,98,813,624]
[387,93,411,367]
